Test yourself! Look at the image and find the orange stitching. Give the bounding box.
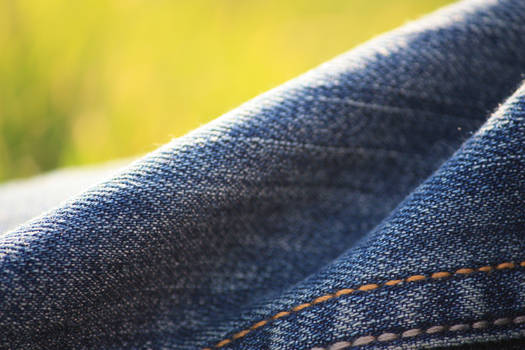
[431,271,451,278]
[406,274,426,282]
[312,294,334,304]
[292,303,312,311]
[359,283,379,291]
[232,330,250,340]
[271,311,290,320]
[384,279,402,286]
[497,262,515,269]
[334,288,355,296]
[216,339,231,348]
[204,260,524,349]
[249,320,268,330]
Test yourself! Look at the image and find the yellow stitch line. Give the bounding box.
[385,279,402,286]
[216,339,231,348]
[292,303,312,311]
[232,330,250,340]
[204,260,525,349]
[406,275,426,282]
[359,283,379,291]
[431,271,451,279]
[249,320,268,330]
[272,311,290,320]
[497,262,515,269]
[312,294,334,304]
[335,288,355,296]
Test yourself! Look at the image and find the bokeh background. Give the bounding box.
[0,0,453,182]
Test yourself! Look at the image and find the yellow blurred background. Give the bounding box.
[0,0,453,182]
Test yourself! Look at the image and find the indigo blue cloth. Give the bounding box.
[1,0,525,349]
[0,160,131,233]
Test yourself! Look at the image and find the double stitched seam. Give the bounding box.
[203,261,524,350]
[310,315,525,349]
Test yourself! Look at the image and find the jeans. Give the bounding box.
[1,0,525,349]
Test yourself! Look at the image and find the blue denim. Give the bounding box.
[1,0,525,349]
[0,160,130,233]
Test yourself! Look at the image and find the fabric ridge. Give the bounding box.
[1,0,525,349]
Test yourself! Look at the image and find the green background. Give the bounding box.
[0,0,454,182]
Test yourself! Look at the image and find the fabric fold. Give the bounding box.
[223,79,525,350]
[1,0,525,349]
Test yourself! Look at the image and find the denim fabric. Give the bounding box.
[1,0,525,349]
[0,160,130,233]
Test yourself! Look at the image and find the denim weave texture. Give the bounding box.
[1,0,525,349]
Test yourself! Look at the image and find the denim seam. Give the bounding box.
[309,315,525,350]
[203,261,524,349]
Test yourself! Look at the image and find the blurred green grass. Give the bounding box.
[0,0,453,182]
